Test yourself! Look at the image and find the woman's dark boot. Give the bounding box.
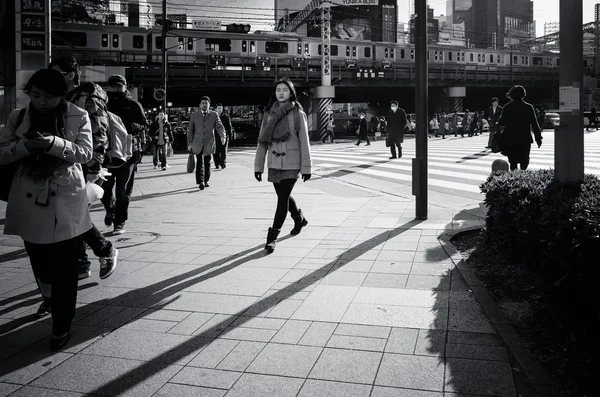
[290,209,308,236]
[265,227,280,252]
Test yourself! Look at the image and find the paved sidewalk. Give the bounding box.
[0,151,530,397]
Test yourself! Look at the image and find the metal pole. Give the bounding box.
[161,0,168,111]
[413,0,428,219]
[555,0,584,183]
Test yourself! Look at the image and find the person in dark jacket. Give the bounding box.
[355,112,370,146]
[486,97,503,149]
[587,107,598,131]
[149,111,174,170]
[102,74,148,235]
[49,56,117,285]
[497,85,542,171]
[387,101,407,158]
[214,103,232,169]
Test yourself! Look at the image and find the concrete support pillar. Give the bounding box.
[446,87,466,113]
[309,85,335,141]
[15,0,51,109]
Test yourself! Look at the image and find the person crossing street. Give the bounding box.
[214,103,232,169]
[386,101,407,158]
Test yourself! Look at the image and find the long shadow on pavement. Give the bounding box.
[315,159,391,180]
[1,220,423,395]
[455,149,493,164]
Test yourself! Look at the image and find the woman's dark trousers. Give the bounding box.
[272,179,300,230]
[390,141,402,158]
[195,154,212,185]
[25,236,83,336]
[505,144,531,170]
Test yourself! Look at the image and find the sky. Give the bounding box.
[176,0,597,37]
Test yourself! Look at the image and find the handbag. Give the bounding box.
[0,109,27,202]
[385,134,391,147]
[187,153,196,173]
[166,142,173,157]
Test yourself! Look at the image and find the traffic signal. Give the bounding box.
[226,24,251,33]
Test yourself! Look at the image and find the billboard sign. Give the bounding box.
[340,0,379,5]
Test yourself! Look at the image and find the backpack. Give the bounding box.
[105,111,133,168]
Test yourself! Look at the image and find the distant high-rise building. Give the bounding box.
[544,21,560,36]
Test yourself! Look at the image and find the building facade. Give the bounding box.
[275,0,398,43]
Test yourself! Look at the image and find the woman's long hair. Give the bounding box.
[265,78,303,112]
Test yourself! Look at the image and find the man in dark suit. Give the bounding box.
[214,103,232,169]
[188,96,226,190]
[387,100,407,159]
[486,97,503,149]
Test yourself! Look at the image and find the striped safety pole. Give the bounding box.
[450,97,463,113]
[319,98,333,142]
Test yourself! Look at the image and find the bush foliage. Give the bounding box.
[480,169,600,280]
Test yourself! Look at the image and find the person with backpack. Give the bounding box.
[49,57,118,286]
[102,74,148,234]
[0,69,93,350]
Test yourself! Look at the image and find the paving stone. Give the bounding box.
[6,386,84,396]
[291,285,358,322]
[265,299,303,319]
[446,331,503,346]
[297,379,372,397]
[334,323,391,339]
[216,341,266,372]
[98,307,146,329]
[30,325,109,354]
[168,313,215,335]
[170,367,242,389]
[410,262,454,276]
[414,329,447,357]
[0,383,21,397]
[247,343,322,377]
[0,346,22,363]
[406,275,451,291]
[326,334,387,352]
[320,271,368,287]
[188,339,240,368]
[375,353,445,391]
[220,326,276,342]
[444,358,516,396]
[224,373,303,397]
[0,349,71,384]
[185,279,275,297]
[384,327,419,354]
[75,305,127,326]
[154,383,226,397]
[123,318,177,333]
[31,354,182,397]
[371,386,443,397]
[193,314,238,338]
[370,261,413,274]
[448,293,495,333]
[271,320,312,344]
[446,343,509,362]
[376,250,416,262]
[156,292,257,315]
[230,316,286,330]
[362,273,408,289]
[81,328,212,366]
[331,259,374,273]
[0,320,51,348]
[342,303,447,329]
[298,322,337,347]
[309,348,382,384]
[353,287,447,308]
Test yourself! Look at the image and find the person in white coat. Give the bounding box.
[254,78,312,252]
[0,69,93,351]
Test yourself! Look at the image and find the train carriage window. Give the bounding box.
[133,35,144,49]
[303,43,308,55]
[390,48,394,58]
[384,48,388,58]
[187,38,193,51]
[490,54,494,63]
[297,43,302,55]
[101,33,108,48]
[470,53,474,62]
[155,36,163,49]
[265,42,288,54]
[206,38,232,52]
[400,49,405,59]
[251,41,256,52]
[448,52,453,61]
[244,41,248,52]
[498,55,502,64]
[513,55,518,64]
[556,58,560,66]
[346,46,350,56]
[54,31,87,47]
[352,46,356,57]
[364,47,371,58]
[177,37,184,50]
[477,54,481,62]
[112,34,120,48]
[411,49,414,59]
[439,51,443,61]
[461,52,465,61]
[318,45,338,56]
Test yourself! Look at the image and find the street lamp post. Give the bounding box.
[555,0,584,183]
[413,0,428,219]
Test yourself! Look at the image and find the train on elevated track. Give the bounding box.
[52,22,589,71]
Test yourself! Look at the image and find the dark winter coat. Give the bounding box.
[149,121,174,144]
[387,108,407,143]
[498,99,542,146]
[107,91,148,153]
[358,118,368,139]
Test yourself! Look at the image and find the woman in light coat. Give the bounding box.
[254,78,312,252]
[0,69,93,351]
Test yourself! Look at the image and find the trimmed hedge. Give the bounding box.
[480,169,600,281]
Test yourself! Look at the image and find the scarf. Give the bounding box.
[258,101,296,146]
[19,100,71,182]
